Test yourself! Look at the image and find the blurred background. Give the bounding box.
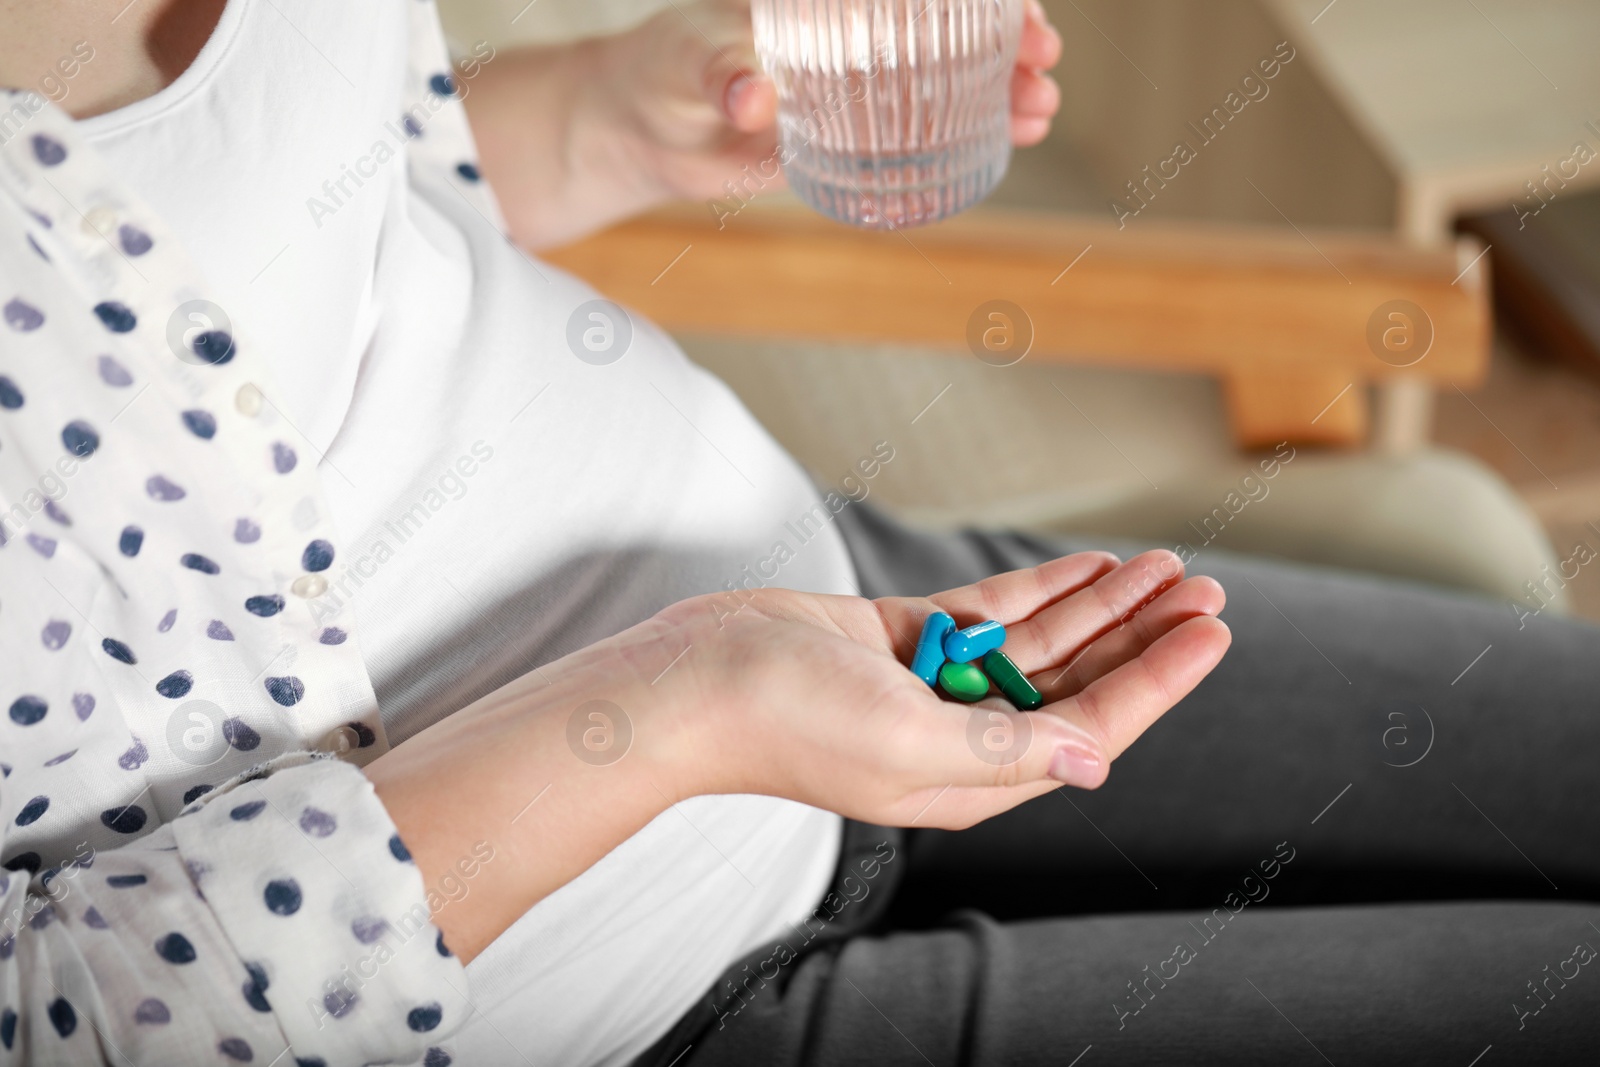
[440,0,1600,618]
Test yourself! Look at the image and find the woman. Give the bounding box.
[0,1,1594,1064]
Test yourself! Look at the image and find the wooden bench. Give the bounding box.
[545,202,1491,449]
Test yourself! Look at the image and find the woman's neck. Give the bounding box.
[0,0,227,118]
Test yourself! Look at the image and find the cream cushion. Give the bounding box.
[687,336,1562,607]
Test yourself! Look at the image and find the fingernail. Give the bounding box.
[1048,743,1103,787]
[725,73,756,118]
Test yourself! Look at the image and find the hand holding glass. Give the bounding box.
[752,0,1025,229]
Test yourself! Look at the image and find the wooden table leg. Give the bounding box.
[1223,367,1369,449]
[1370,377,1436,453]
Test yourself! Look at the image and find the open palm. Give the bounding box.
[656,548,1230,831]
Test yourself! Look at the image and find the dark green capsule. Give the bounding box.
[982,650,1043,711]
[938,660,990,703]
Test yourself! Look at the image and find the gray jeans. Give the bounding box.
[633,504,1600,1066]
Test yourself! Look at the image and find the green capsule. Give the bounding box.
[938,660,991,703]
[982,650,1044,711]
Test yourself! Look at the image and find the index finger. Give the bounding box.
[869,550,1122,662]
[1051,613,1232,761]
[927,550,1123,627]
[1018,0,1063,70]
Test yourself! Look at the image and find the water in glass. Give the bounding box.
[752,0,1024,229]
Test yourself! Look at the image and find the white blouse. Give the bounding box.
[0,1,854,1064]
[0,4,484,1064]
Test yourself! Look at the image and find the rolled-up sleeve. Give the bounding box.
[0,753,469,1066]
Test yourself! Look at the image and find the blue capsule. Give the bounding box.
[944,620,1006,664]
[910,611,955,686]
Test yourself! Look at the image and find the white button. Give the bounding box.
[292,574,328,599]
[316,725,360,756]
[82,206,116,238]
[235,383,263,416]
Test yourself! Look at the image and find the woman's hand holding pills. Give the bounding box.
[367,548,1226,959]
[651,548,1230,831]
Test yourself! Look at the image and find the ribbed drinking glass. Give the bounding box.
[752,0,1023,229]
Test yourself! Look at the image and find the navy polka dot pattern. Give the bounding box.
[265,676,305,707]
[101,804,149,835]
[118,525,144,556]
[9,696,47,726]
[154,931,197,963]
[324,988,357,1019]
[117,737,149,770]
[263,878,302,916]
[302,539,335,572]
[407,1003,444,1032]
[92,301,138,333]
[47,997,77,1037]
[182,409,218,439]
[118,224,154,256]
[219,1036,253,1060]
[15,796,50,826]
[144,474,187,501]
[155,671,194,699]
[352,915,390,943]
[3,298,43,332]
[0,11,471,1059]
[2,854,40,875]
[98,354,135,386]
[244,594,285,617]
[229,800,266,822]
[181,553,221,575]
[299,808,337,838]
[61,419,100,458]
[31,133,67,166]
[222,718,261,751]
[191,329,236,365]
[242,961,272,1011]
[41,620,71,650]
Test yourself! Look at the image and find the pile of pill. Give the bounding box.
[909,612,1044,711]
